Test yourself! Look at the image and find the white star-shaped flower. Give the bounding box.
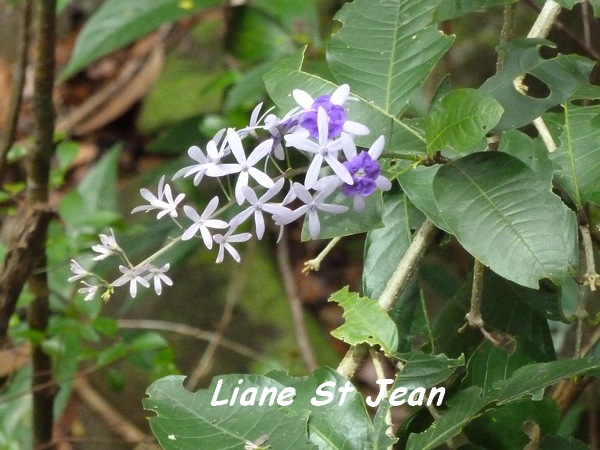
[131,175,185,219]
[181,197,228,248]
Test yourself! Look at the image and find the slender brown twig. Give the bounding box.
[276,234,318,372]
[185,241,255,390]
[0,0,32,179]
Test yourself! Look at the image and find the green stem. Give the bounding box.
[337,219,438,378]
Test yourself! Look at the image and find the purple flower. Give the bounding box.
[292,84,369,139]
[341,135,392,211]
[284,107,354,189]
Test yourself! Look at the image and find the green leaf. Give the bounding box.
[363,195,432,351]
[145,375,316,450]
[76,144,121,213]
[398,165,452,233]
[433,271,557,361]
[363,194,414,300]
[479,39,595,131]
[328,287,399,355]
[539,434,589,450]
[551,102,600,207]
[553,0,600,16]
[462,340,550,398]
[395,352,465,391]
[464,398,560,449]
[493,357,600,405]
[435,0,517,21]
[264,49,427,153]
[268,368,372,450]
[425,89,503,154]
[327,0,453,117]
[499,129,553,185]
[406,386,489,450]
[432,152,578,288]
[61,0,221,79]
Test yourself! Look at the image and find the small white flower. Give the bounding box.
[172,130,238,185]
[181,197,228,248]
[144,263,173,296]
[274,182,348,240]
[230,179,289,240]
[68,259,89,282]
[78,281,99,301]
[225,129,275,204]
[113,265,150,298]
[213,221,253,263]
[131,176,185,219]
[92,229,120,261]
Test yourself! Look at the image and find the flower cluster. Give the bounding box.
[69,84,391,301]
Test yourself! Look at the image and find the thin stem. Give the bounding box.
[496,2,517,71]
[303,237,341,273]
[117,319,267,361]
[277,234,318,371]
[458,259,499,346]
[185,240,254,390]
[369,348,395,449]
[527,0,562,38]
[0,0,32,179]
[580,224,599,292]
[337,219,438,378]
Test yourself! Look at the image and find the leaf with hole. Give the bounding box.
[479,39,594,131]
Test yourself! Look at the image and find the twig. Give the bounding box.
[303,237,341,273]
[496,2,517,71]
[337,219,438,378]
[458,260,499,346]
[523,0,600,61]
[277,235,318,372]
[370,349,394,449]
[0,0,32,179]
[27,1,58,447]
[513,0,563,153]
[185,241,254,390]
[73,376,157,447]
[580,224,599,292]
[117,319,267,362]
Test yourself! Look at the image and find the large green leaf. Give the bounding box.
[498,129,553,185]
[479,39,595,131]
[406,358,600,449]
[76,145,121,213]
[264,50,427,153]
[61,0,221,79]
[493,358,600,404]
[464,398,560,449]
[328,287,399,356]
[144,375,316,449]
[551,102,600,207]
[395,352,465,391]
[406,386,489,450]
[398,165,452,233]
[327,0,453,117]
[426,89,503,154]
[268,368,372,450]
[432,152,578,288]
